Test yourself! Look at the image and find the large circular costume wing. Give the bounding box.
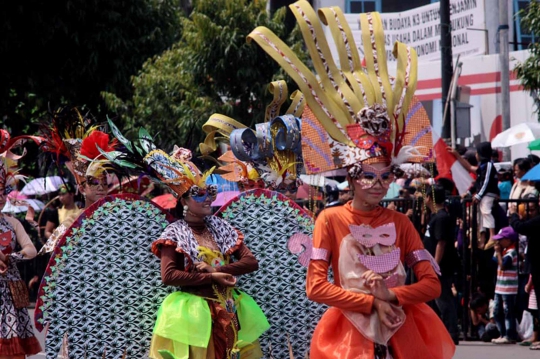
[34,194,175,358]
[215,189,325,358]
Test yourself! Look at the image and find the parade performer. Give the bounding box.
[34,111,175,358]
[0,130,42,358]
[248,1,455,358]
[101,121,269,359]
[37,108,112,253]
[200,81,326,357]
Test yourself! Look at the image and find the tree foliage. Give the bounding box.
[0,0,185,135]
[514,0,540,118]
[103,0,306,152]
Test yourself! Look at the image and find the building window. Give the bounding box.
[346,0,381,13]
[514,0,535,50]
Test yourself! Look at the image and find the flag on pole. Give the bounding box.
[432,130,474,195]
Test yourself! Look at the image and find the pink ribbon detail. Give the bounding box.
[405,249,441,276]
[287,232,313,267]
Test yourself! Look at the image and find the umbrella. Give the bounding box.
[296,184,323,200]
[399,163,430,178]
[529,138,540,151]
[2,191,45,213]
[108,175,152,195]
[521,163,540,181]
[152,194,177,209]
[492,122,540,148]
[212,191,241,207]
[299,174,340,188]
[21,176,67,196]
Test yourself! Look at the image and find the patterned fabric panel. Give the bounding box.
[217,189,327,358]
[35,194,174,358]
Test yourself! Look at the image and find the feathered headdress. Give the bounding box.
[203,81,306,191]
[39,107,117,184]
[101,119,215,198]
[0,129,43,194]
[247,1,432,175]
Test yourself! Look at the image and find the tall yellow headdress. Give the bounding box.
[248,1,431,175]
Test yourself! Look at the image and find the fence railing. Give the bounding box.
[17,196,539,339]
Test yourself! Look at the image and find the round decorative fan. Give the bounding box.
[216,189,326,358]
[35,194,175,358]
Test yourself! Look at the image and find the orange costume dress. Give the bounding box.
[307,203,456,359]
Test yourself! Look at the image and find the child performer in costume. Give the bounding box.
[0,131,42,358]
[248,1,455,358]
[38,107,116,253]
[101,125,269,359]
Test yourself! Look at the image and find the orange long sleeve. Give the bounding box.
[393,261,441,306]
[307,259,375,313]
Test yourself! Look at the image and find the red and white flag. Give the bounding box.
[432,130,473,195]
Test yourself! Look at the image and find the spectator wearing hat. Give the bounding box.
[44,183,80,239]
[491,226,520,344]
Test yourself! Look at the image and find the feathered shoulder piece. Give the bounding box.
[101,119,214,197]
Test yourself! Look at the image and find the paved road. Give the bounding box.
[454,341,540,359]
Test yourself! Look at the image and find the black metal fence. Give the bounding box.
[16,196,539,340]
[381,196,537,340]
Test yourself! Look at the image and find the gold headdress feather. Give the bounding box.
[248,1,421,173]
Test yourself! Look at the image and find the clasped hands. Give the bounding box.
[362,270,402,330]
[195,262,236,287]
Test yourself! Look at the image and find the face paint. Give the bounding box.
[189,184,218,202]
[354,164,394,190]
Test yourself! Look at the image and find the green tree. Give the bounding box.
[0,0,185,136]
[514,0,540,119]
[103,0,306,152]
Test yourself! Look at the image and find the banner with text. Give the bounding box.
[327,0,485,63]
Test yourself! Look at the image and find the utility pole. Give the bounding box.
[440,0,453,140]
[499,0,511,161]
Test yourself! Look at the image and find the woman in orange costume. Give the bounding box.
[247,1,456,357]
[306,161,456,358]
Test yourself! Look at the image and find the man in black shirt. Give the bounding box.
[424,185,460,345]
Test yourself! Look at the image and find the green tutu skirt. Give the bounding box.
[150,290,269,359]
